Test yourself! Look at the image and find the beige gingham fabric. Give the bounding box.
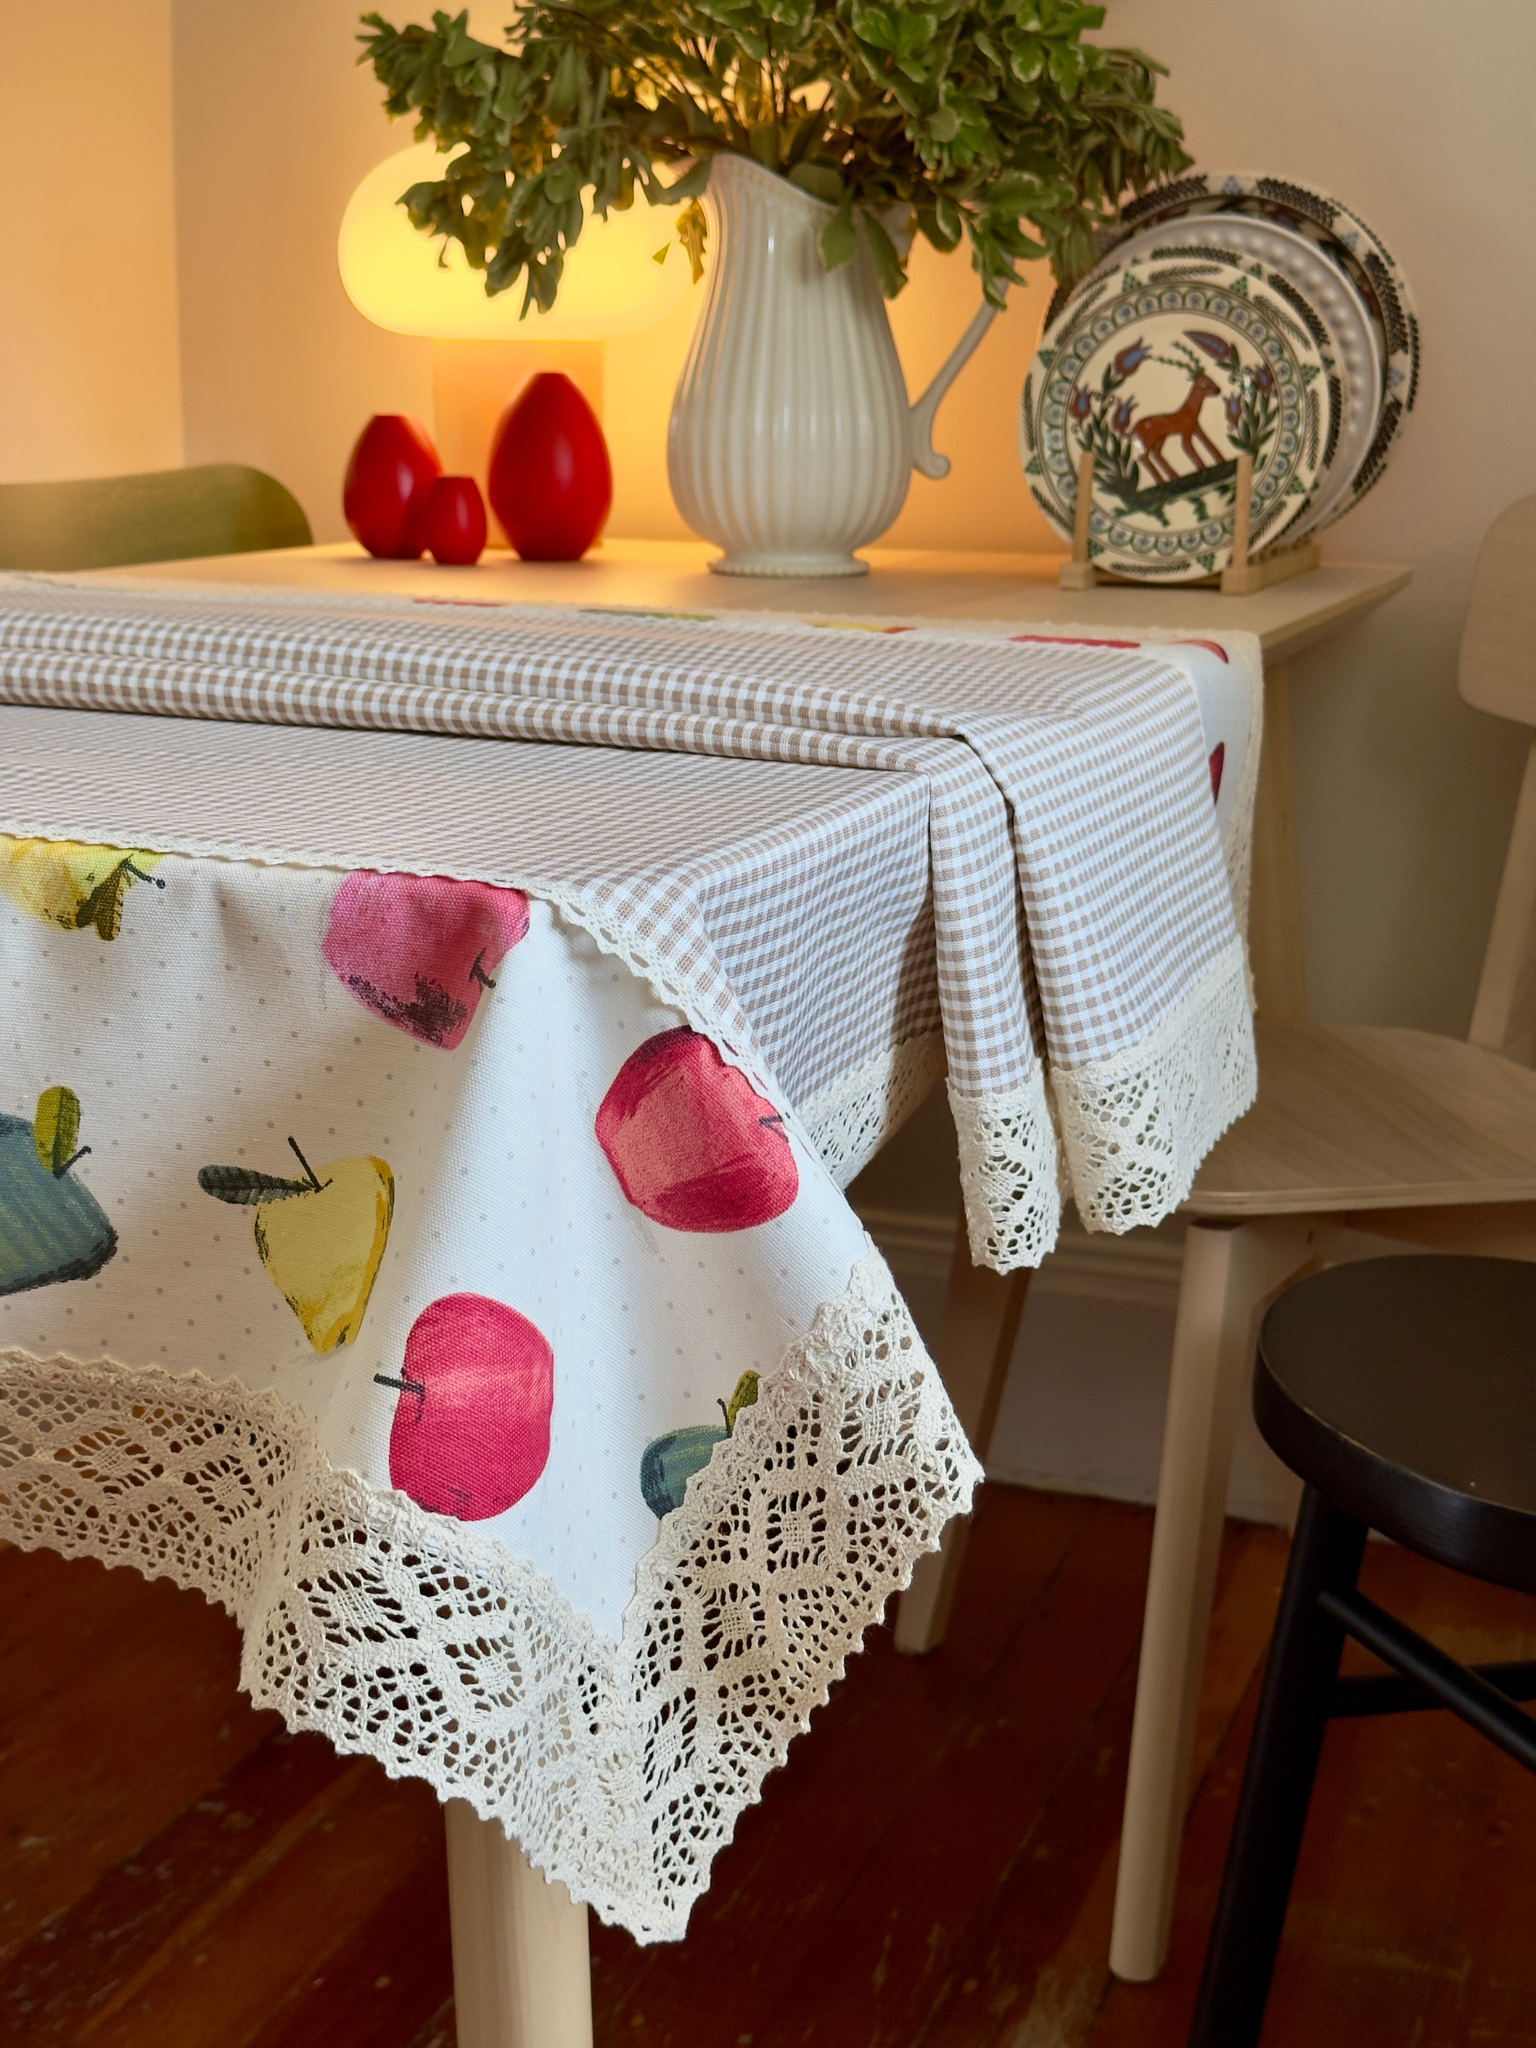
[0,702,936,1126]
[0,576,1256,1263]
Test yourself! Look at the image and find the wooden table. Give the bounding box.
[91,537,1410,1025]
[76,537,1410,2035]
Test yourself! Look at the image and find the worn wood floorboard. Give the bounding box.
[593,1484,1100,2044]
[1090,1541,1536,2048]
[3,1489,1535,2046]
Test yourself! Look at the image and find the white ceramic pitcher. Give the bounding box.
[667,153,998,577]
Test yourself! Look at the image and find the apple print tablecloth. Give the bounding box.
[0,586,1258,1940]
[0,575,1261,1272]
[0,708,981,1942]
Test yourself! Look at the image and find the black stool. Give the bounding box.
[1188,1256,1536,2048]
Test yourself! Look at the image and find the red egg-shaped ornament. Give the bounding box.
[343,414,442,559]
[424,474,488,566]
[487,372,612,562]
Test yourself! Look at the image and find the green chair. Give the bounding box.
[0,463,312,573]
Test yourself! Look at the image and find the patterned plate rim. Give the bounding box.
[1063,170,1418,514]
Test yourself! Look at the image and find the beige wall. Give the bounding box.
[0,0,183,484]
[170,0,433,542]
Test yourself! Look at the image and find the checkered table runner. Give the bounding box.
[0,575,1259,1265]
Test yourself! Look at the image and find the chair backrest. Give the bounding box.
[1461,495,1536,1061]
[1459,495,1536,725]
[0,463,311,573]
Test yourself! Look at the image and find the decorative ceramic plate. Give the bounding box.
[1101,215,1380,538]
[1020,245,1330,583]
[1086,170,1418,514]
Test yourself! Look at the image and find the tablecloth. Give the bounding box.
[0,583,1260,1942]
[0,717,978,1941]
[0,575,1262,1270]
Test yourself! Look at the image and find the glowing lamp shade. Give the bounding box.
[339,142,694,342]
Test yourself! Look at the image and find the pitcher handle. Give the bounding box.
[908,300,998,480]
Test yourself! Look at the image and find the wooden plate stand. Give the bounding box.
[1058,449,1322,596]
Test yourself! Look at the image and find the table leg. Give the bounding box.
[1247,658,1309,1022]
[894,1227,1031,1655]
[445,1801,594,2048]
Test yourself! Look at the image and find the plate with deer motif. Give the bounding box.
[1086,170,1418,517]
[1100,216,1380,539]
[1020,246,1331,582]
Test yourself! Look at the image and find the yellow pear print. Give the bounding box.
[0,834,164,939]
[199,1138,394,1353]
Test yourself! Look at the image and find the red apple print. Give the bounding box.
[1011,634,1141,650]
[323,871,530,1048]
[1172,639,1230,663]
[595,1028,798,1232]
[342,415,442,559]
[1209,742,1225,804]
[381,1293,554,1521]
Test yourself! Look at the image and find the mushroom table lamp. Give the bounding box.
[339,140,696,550]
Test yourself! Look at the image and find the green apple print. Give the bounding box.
[0,1086,118,1295]
[639,1370,760,1520]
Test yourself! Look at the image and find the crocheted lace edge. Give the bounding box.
[1051,939,1257,1235]
[798,1031,947,1189]
[0,1251,979,1944]
[948,1064,1065,1272]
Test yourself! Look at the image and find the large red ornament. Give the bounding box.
[487,373,612,562]
[424,474,488,566]
[343,414,442,559]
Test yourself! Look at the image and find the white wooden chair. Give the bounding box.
[446,500,1536,2033]
[896,494,1536,1985]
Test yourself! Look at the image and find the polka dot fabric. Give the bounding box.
[0,837,980,1939]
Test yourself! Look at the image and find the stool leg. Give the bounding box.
[1111,1216,1314,1980]
[1187,1488,1367,2048]
[445,1801,594,2048]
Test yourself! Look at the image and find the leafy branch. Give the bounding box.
[358,0,1189,316]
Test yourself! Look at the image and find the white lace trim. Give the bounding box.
[0,1253,978,1944]
[798,1032,947,1189]
[949,1065,1065,1272]
[1051,941,1257,1234]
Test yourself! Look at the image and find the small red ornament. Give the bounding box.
[343,414,442,559]
[487,373,612,562]
[424,475,488,566]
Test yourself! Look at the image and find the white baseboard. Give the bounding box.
[858,1202,1297,1528]
[856,1205,1185,1308]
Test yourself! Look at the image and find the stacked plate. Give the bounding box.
[1019,171,1418,583]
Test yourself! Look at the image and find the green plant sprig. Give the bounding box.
[359,1,1189,318]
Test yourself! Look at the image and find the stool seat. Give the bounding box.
[1257,1256,1536,1593]
[1189,1253,1536,2048]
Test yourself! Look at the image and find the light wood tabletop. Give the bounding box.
[90,537,1411,665]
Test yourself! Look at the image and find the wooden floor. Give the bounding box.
[3,1485,1535,2047]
